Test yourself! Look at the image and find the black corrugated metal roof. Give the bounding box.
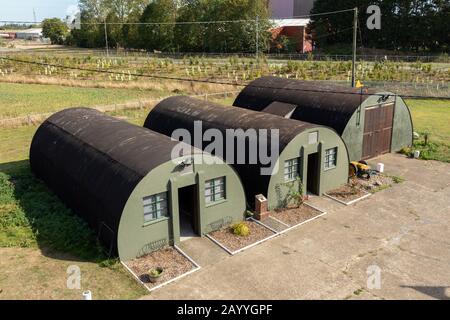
[233,76,378,135]
[30,108,189,256]
[144,96,321,205]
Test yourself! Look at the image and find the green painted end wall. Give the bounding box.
[117,154,246,261]
[267,127,349,210]
[391,97,414,152]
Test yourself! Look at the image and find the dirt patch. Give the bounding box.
[125,247,195,290]
[208,221,275,253]
[271,204,323,227]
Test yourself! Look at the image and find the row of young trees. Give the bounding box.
[68,0,272,53]
[309,0,449,53]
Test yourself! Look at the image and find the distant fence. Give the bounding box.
[312,80,450,98]
[0,90,240,128]
[4,47,449,63]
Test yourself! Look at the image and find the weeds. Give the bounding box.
[401,138,450,163]
[391,176,405,184]
[0,164,107,262]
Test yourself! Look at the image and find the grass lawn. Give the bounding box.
[406,99,450,163]
[0,161,147,299]
[407,99,450,144]
[0,247,145,300]
[0,82,163,119]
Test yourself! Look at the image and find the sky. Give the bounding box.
[0,0,78,22]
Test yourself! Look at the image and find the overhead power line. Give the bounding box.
[275,8,356,20]
[0,56,448,100]
[0,19,256,26]
[0,8,357,26]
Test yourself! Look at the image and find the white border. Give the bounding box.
[324,191,371,206]
[206,203,328,255]
[268,215,291,228]
[268,202,328,235]
[248,217,279,234]
[121,246,201,293]
[278,211,328,235]
[206,219,279,255]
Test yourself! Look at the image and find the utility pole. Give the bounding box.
[104,20,109,57]
[256,15,259,60]
[351,7,358,87]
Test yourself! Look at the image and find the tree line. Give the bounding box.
[309,0,449,53]
[66,0,272,53]
[40,0,448,53]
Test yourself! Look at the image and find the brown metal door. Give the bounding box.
[362,103,395,160]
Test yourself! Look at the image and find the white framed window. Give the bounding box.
[284,158,300,181]
[143,192,168,223]
[205,177,226,204]
[325,148,338,170]
[308,131,319,144]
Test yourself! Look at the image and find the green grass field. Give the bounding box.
[405,99,450,163]
[0,82,162,119]
[406,99,450,144]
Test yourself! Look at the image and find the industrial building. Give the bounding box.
[30,108,246,261]
[144,96,349,211]
[269,0,315,19]
[233,76,414,161]
[14,28,43,40]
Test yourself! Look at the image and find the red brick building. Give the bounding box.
[270,19,313,53]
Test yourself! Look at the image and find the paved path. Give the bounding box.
[144,154,450,300]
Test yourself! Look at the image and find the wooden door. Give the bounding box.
[362,103,395,160]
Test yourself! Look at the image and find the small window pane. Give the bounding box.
[205,177,226,204]
[143,192,168,223]
[324,148,337,169]
[143,197,154,206]
[284,158,300,181]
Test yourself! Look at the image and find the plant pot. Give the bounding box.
[148,267,164,283]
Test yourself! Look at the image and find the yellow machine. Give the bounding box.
[349,161,373,179]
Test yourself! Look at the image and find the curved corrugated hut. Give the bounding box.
[233,76,414,161]
[30,108,246,261]
[144,96,349,210]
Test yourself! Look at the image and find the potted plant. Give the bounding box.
[148,267,164,283]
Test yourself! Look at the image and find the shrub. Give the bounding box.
[231,222,250,237]
[399,147,412,157]
[391,176,405,184]
[148,267,163,277]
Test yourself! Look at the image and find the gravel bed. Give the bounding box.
[326,184,369,202]
[208,221,275,253]
[356,175,395,192]
[272,204,323,227]
[125,246,195,289]
[327,174,398,204]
